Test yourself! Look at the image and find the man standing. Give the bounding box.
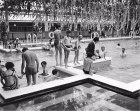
[54,24,63,66]
[21,47,39,86]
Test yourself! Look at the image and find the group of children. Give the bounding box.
[7,38,21,50]
[62,31,82,68]
[95,46,107,59]
[0,61,61,91]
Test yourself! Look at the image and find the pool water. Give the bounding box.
[1,83,139,111]
[0,39,140,110]
[0,39,139,83]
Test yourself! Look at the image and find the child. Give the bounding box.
[0,62,19,90]
[95,49,101,59]
[38,61,49,77]
[100,46,107,59]
[73,32,82,65]
[120,48,127,57]
[45,69,62,82]
[63,30,72,68]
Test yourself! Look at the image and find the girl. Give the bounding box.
[1,62,19,90]
[74,33,82,65]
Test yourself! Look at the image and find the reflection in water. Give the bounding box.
[1,83,138,111]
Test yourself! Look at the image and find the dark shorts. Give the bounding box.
[74,46,80,50]
[54,40,59,48]
[65,45,72,48]
[83,69,89,74]
[25,66,37,75]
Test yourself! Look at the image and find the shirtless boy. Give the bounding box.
[54,24,63,66]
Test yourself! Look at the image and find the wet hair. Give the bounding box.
[22,47,28,52]
[5,62,14,70]
[93,37,99,42]
[52,69,58,75]
[41,61,47,66]
[117,43,120,46]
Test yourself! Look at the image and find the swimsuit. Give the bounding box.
[54,40,60,47]
[83,69,89,74]
[25,66,37,75]
[74,45,81,50]
[65,45,72,48]
[1,71,18,90]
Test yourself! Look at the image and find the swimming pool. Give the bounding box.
[0,38,140,110]
[0,38,139,83]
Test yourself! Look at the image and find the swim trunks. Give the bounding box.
[65,45,72,48]
[83,68,89,74]
[25,66,37,75]
[74,45,81,50]
[54,40,60,48]
[1,72,18,90]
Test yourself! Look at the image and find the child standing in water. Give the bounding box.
[100,46,107,59]
[63,30,72,68]
[38,61,49,77]
[120,48,127,57]
[74,32,82,65]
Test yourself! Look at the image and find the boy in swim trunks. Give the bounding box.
[54,24,63,66]
[63,30,72,68]
[21,47,39,86]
